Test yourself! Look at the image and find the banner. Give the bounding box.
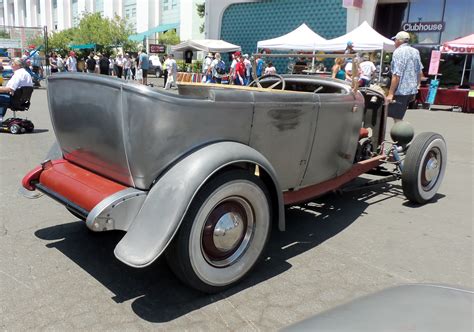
[428,50,441,75]
[426,79,439,104]
[149,44,166,53]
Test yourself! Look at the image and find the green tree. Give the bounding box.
[50,29,78,55]
[74,12,137,54]
[0,30,10,39]
[196,2,205,34]
[27,12,139,56]
[159,30,180,46]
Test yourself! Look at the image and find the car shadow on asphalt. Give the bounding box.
[34,182,417,322]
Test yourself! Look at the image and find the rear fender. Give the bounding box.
[114,141,284,268]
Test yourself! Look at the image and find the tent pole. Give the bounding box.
[378,48,384,82]
[311,49,315,71]
[460,54,467,86]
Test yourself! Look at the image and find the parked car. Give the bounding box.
[22,70,447,294]
[148,55,163,77]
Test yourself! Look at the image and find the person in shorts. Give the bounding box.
[387,31,423,122]
[138,49,149,85]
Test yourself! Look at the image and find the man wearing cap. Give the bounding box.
[387,31,423,122]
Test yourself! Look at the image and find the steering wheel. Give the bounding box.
[249,74,286,90]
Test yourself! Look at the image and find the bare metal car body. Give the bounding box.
[23,73,446,293]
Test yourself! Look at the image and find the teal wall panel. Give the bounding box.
[221,0,347,72]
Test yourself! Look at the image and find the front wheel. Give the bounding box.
[401,132,447,204]
[166,169,272,293]
[9,123,21,134]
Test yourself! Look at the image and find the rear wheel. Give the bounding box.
[402,132,447,204]
[26,123,34,133]
[166,169,271,293]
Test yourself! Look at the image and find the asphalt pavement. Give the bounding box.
[0,80,473,330]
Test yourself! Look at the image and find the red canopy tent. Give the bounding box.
[441,33,474,85]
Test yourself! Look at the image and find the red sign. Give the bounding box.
[149,44,166,53]
[428,50,441,76]
[441,45,474,54]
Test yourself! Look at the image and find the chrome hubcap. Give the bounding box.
[425,157,439,182]
[213,212,245,252]
[421,149,441,190]
[202,197,254,267]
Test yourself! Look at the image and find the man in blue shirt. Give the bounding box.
[138,49,150,85]
[387,31,423,122]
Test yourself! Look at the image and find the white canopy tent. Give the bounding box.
[257,23,327,70]
[315,21,395,52]
[171,39,241,53]
[257,23,327,51]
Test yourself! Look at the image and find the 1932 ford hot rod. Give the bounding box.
[22,67,446,293]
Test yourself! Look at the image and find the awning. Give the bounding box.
[128,23,179,42]
[441,34,474,54]
[70,43,98,49]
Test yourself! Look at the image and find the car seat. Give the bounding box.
[1,86,34,134]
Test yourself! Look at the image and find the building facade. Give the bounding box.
[0,0,204,42]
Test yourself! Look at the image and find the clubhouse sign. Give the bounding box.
[402,21,445,33]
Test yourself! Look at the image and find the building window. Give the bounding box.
[406,0,444,44]
[53,0,57,9]
[171,0,177,9]
[163,0,169,11]
[37,0,41,13]
[441,0,473,43]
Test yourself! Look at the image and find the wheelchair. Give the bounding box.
[1,86,34,134]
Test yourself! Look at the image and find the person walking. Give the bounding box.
[359,54,376,87]
[209,52,225,84]
[98,53,110,75]
[387,31,423,122]
[130,55,137,80]
[85,54,96,74]
[115,53,124,78]
[123,53,131,80]
[50,53,59,73]
[332,57,346,80]
[162,54,168,87]
[243,54,252,85]
[164,54,177,90]
[255,55,264,77]
[203,52,213,82]
[56,54,65,72]
[264,62,276,76]
[234,54,245,85]
[66,51,77,72]
[138,49,149,85]
[229,52,239,84]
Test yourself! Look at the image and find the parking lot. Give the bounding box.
[0,85,472,330]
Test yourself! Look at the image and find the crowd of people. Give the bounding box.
[331,41,377,87]
[201,51,276,85]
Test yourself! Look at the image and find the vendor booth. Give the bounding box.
[417,34,474,113]
[256,23,326,51]
[171,39,240,83]
[313,21,395,52]
[256,23,327,73]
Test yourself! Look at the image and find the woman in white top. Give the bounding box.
[264,62,276,75]
[66,51,77,72]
